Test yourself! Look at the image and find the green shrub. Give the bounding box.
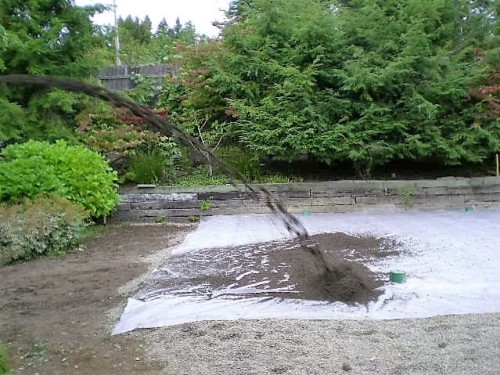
[128,149,169,184]
[0,344,9,375]
[126,136,180,184]
[215,146,261,181]
[0,195,88,264]
[0,140,119,217]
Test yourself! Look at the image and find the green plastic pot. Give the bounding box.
[390,270,407,284]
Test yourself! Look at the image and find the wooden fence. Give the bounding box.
[99,64,173,91]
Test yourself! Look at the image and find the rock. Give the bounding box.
[342,362,353,371]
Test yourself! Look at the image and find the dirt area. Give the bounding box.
[291,233,397,302]
[0,224,191,375]
[137,233,398,306]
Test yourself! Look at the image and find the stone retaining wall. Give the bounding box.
[114,177,500,223]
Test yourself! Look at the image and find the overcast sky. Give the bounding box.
[74,0,232,37]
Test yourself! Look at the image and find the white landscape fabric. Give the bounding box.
[113,209,500,334]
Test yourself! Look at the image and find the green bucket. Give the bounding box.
[390,270,407,284]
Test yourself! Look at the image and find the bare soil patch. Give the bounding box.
[136,232,399,306]
[0,224,191,375]
[290,233,399,302]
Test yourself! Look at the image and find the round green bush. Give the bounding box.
[0,140,119,217]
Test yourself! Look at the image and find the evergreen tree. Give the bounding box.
[163,0,500,174]
[227,0,256,17]
[0,0,107,141]
[329,0,500,172]
[156,18,171,38]
[116,15,154,64]
[173,17,183,35]
[149,18,198,63]
[115,16,199,64]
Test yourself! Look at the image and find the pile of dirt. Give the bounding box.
[137,232,401,305]
[277,233,400,303]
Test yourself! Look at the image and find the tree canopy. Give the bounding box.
[114,15,198,65]
[162,0,500,175]
[0,0,107,141]
[2,0,500,178]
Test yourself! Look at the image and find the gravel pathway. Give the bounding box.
[140,313,500,375]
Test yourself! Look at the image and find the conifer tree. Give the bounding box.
[0,0,106,141]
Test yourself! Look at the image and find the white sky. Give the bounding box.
[74,0,232,37]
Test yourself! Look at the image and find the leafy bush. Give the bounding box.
[0,195,88,264]
[0,344,9,375]
[0,140,119,218]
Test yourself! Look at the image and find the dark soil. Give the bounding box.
[0,224,190,375]
[138,233,401,305]
[298,233,401,303]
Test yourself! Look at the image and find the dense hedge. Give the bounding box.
[0,140,119,217]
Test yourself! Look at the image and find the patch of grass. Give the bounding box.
[17,339,48,367]
[128,149,170,184]
[164,161,296,187]
[78,223,109,240]
[188,214,200,223]
[398,185,414,210]
[174,165,293,187]
[255,175,291,183]
[200,200,212,212]
[0,344,10,375]
[30,340,48,362]
[155,215,166,224]
[175,166,229,187]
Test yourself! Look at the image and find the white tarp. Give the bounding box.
[113,209,500,334]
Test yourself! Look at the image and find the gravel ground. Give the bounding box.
[135,313,500,375]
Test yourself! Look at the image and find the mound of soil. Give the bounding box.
[137,232,401,305]
[298,233,401,303]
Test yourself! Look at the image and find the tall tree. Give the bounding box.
[160,0,340,164]
[115,16,199,65]
[118,15,152,45]
[166,0,500,175]
[155,18,171,38]
[0,0,107,141]
[227,0,256,17]
[150,18,198,63]
[330,0,500,173]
